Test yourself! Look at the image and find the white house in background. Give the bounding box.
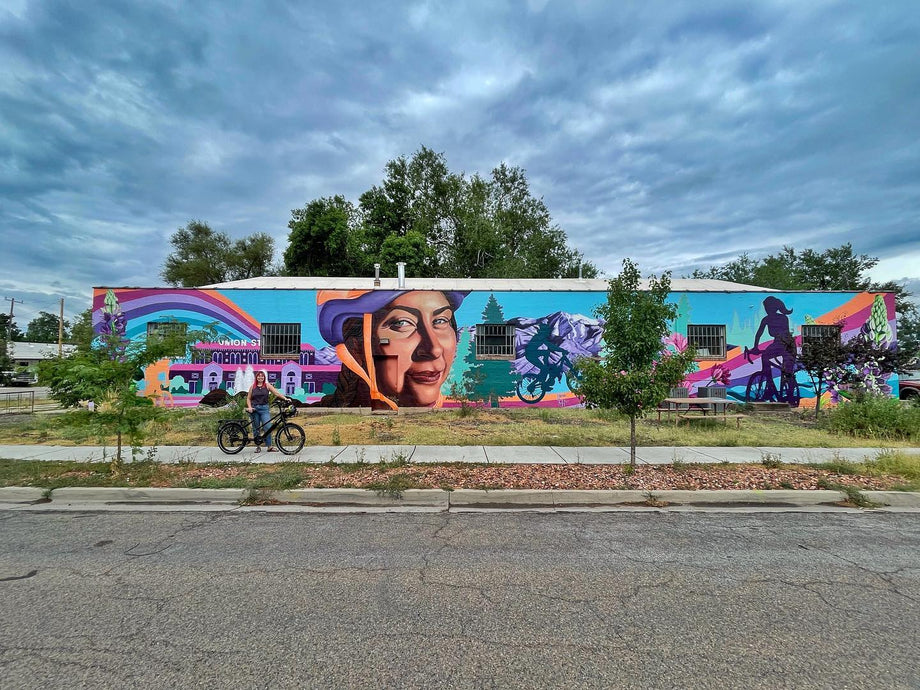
[10,342,77,369]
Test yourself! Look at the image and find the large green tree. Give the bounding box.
[284,196,365,276]
[0,314,24,342]
[691,244,877,291]
[162,220,277,287]
[284,147,597,280]
[577,260,696,467]
[25,311,69,343]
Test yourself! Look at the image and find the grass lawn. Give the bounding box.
[0,404,916,449]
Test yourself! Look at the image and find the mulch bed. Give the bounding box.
[152,463,904,491]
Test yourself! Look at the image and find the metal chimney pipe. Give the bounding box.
[373,263,381,287]
[397,261,406,289]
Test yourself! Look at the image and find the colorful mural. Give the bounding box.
[92,285,899,410]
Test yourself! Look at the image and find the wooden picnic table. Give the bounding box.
[657,397,731,420]
[656,397,746,427]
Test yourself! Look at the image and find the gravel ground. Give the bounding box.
[141,462,905,491]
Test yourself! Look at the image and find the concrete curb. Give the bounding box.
[0,487,46,503]
[264,488,449,508]
[49,487,248,504]
[1,487,916,510]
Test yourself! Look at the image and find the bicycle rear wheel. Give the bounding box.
[745,372,770,402]
[275,422,306,455]
[217,421,247,454]
[516,374,546,404]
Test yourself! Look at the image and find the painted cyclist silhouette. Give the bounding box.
[744,296,800,405]
[517,323,579,403]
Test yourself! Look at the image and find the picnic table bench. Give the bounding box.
[677,412,746,428]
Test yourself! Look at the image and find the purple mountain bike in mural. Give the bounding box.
[743,347,801,406]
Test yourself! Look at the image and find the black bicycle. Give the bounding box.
[217,399,306,455]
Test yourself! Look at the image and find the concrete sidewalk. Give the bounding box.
[0,443,917,465]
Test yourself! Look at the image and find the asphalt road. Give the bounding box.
[1,511,918,689]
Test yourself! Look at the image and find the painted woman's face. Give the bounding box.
[374,291,458,406]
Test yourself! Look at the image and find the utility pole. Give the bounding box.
[4,296,22,341]
[59,298,65,357]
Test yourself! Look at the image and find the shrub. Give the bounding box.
[822,396,920,441]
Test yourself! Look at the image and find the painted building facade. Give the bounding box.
[92,278,900,410]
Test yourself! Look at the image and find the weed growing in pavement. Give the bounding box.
[865,450,920,485]
[671,451,687,473]
[815,453,859,475]
[354,447,366,464]
[642,491,667,507]
[760,452,783,469]
[382,450,411,468]
[246,462,304,492]
[815,479,879,508]
[366,473,417,499]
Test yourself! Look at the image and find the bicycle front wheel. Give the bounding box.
[275,422,306,455]
[217,421,247,454]
[780,373,801,407]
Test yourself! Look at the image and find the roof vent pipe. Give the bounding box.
[373,263,381,287]
[397,261,406,289]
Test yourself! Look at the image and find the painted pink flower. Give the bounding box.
[709,364,731,386]
[663,333,688,352]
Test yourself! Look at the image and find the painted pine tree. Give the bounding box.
[461,293,515,405]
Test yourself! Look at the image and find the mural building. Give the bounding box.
[92,278,901,410]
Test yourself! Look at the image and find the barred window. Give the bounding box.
[687,324,727,360]
[260,323,300,360]
[146,321,187,357]
[475,324,515,360]
[801,324,841,354]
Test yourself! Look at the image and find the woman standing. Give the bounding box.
[246,370,288,452]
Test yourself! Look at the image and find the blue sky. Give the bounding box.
[2,0,918,326]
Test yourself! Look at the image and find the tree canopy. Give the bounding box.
[0,314,24,342]
[283,147,597,280]
[161,220,277,287]
[24,311,68,343]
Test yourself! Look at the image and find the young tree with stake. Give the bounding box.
[576,259,696,467]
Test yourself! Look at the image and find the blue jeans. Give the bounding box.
[249,404,271,446]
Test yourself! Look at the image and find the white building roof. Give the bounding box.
[11,342,77,361]
[201,277,775,292]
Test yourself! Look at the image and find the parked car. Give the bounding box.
[10,371,38,386]
[900,375,920,401]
